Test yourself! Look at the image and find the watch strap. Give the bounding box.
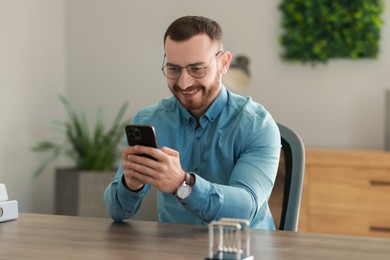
[184,172,191,185]
[174,172,192,199]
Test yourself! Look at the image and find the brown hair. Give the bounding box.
[163,16,223,48]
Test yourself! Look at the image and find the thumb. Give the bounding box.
[160,146,180,158]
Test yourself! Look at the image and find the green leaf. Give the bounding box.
[31,95,130,178]
[279,0,384,64]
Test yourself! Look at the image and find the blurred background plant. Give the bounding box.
[279,0,385,64]
[32,95,129,178]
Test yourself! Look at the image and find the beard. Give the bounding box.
[168,74,221,114]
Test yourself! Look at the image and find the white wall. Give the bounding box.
[66,0,390,149]
[0,0,66,213]
[1,0,389,214]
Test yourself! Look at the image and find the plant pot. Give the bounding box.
[55,168,115,218]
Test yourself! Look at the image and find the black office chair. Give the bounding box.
[269,123,305,231]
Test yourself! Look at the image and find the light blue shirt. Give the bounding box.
[104,85,281,229]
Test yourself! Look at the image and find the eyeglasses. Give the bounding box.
[161,51,222,79]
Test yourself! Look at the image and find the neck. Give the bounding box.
[189,110,204,122]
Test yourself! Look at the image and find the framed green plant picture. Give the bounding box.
[279,0,385,63]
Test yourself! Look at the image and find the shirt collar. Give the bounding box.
[178,84,228,128]
[203,84,228,123]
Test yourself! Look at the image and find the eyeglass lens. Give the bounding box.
[162,51,221,79]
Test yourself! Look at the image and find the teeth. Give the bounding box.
[182,89,198,95]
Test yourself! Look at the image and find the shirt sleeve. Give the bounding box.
[104,113,153,221]
[179,119,281,227]
[103,161,150,221]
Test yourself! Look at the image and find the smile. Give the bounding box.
[181,88,200,96]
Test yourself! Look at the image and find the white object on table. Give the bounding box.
[0,183,19,222]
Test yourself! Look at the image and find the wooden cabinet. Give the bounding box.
[299,149,390,238]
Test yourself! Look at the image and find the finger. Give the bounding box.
[131,145,164,160]
[123,146,140,155]
[127,158,161,178]
[127,154,160,170]
[122,149,128,160]
[129,169,157,185]
[122,146,137,160]
[160,146,179,158]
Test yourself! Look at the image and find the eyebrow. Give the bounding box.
[165,60,206,67]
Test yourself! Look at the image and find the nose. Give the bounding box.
[176,68,194,89]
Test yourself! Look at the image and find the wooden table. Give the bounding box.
[1,213,390,259]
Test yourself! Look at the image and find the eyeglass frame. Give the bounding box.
[161,50,223,80]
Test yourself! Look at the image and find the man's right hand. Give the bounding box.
[122,147,147,191]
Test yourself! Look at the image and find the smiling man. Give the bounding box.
[104,16,281,229]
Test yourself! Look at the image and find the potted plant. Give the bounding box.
[32,95,129,217]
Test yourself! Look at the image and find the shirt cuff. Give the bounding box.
[118,175,147,200]
[185,174,219,208]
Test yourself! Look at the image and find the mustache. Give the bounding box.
[171,84,203,92]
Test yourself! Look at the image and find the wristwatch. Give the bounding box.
[175,172,192,200]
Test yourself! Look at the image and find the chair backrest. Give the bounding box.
[269,123,305,231]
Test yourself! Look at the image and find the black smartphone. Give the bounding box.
[125,125,158,158]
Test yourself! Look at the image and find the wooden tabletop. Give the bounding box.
[1,213,390,259]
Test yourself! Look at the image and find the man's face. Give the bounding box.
[164,34,230,118]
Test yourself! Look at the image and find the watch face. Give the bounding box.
[177,185,191,199]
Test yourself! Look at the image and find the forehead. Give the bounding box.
[164,34,217,65]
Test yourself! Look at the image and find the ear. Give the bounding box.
[220,51,232,74]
